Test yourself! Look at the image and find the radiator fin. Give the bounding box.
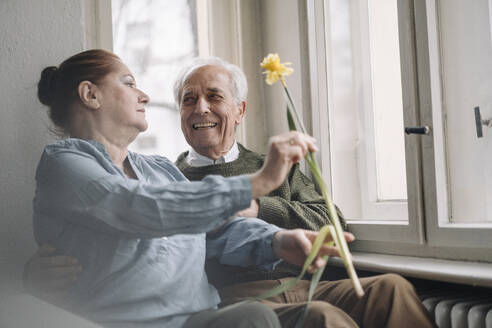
[420,292,492,328]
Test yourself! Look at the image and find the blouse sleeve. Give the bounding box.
[33,147,252,238]
[206,217,283,271]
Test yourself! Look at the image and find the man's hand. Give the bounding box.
[236,199,259,218]
[24,245,81,301]
[272,229,355,273]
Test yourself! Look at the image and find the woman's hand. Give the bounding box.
[250,132,318,199]
[272,229,355,273]
[23,245,82,301]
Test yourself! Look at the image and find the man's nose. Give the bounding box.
[194,97,210,114]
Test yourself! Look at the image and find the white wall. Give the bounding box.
[204,0,310,154]
[0,0,86,297]
[0,0,308,299]
[260,0,307,139]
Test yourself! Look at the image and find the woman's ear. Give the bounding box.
[78,81,101,110]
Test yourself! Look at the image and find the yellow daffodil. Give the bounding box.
[260,53,294,86]
[257,54,365,322]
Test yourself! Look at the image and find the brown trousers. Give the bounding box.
[218,273,436,328]
[183,301,281,328]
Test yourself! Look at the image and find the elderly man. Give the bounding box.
[25,57,435,327]
[169,57,434,327]
[173,57,346,289]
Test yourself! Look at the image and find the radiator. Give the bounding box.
[419,289,492,328]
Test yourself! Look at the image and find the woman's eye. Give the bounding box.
[125,82,136,88]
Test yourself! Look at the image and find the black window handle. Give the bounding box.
[474,106,491,138]
[404,126,430,135]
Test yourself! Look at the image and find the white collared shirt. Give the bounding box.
[186,141,240,167]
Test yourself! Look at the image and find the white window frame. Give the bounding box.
[308,0,492,262]
[307,0,424,245]
[82,0,113,50]
[418,0,492,252]
[351,0,409,220]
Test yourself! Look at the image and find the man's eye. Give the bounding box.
[209,94,222,100]
[183,96,195,105]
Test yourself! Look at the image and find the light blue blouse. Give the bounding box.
[32,138,281,328]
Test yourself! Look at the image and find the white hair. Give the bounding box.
[173,56,248,107]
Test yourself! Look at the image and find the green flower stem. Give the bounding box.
[306,154,364,297]
[281,84,365,298]
[253,226,335,301]
[282,82,307,134]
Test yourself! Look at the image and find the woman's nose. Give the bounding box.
[138,89,150,104]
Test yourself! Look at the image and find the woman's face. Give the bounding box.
[96,61,150,136]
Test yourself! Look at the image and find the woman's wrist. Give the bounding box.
[249,172,274,199]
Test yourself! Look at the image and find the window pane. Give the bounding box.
[436,0,492,223]
[368,0,407,201]
[112,0,198,161]
[329,0,408,221]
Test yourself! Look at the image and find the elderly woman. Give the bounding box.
[33,49,348,328]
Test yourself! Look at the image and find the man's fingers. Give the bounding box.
[295,231,313,257]
[314,257,327,269]
[307,257,327,273]
[306,230,355,244]
[344,232,355,242]
[318,245,341,257]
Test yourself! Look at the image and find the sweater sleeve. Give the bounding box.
[257,164,347,230]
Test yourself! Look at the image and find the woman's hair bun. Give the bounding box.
[37,66,59,106]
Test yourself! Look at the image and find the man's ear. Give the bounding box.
[235,101,246,125]
[77,81,101,110]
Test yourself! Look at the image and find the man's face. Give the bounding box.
[179,65,245,159]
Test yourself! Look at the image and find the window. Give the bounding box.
[111,0,203,161]
[308,0,492,261]
[421,0,492,253]
[327,0,408,223]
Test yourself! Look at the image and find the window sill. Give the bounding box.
[328,252,492,288]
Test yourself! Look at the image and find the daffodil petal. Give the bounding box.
[261,53,294,85]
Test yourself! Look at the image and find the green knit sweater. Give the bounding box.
[175,143,347,286]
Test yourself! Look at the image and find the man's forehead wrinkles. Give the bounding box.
[182,85,226,95]
[207,87,224,93]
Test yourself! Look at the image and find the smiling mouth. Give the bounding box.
[193,122,217,130]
